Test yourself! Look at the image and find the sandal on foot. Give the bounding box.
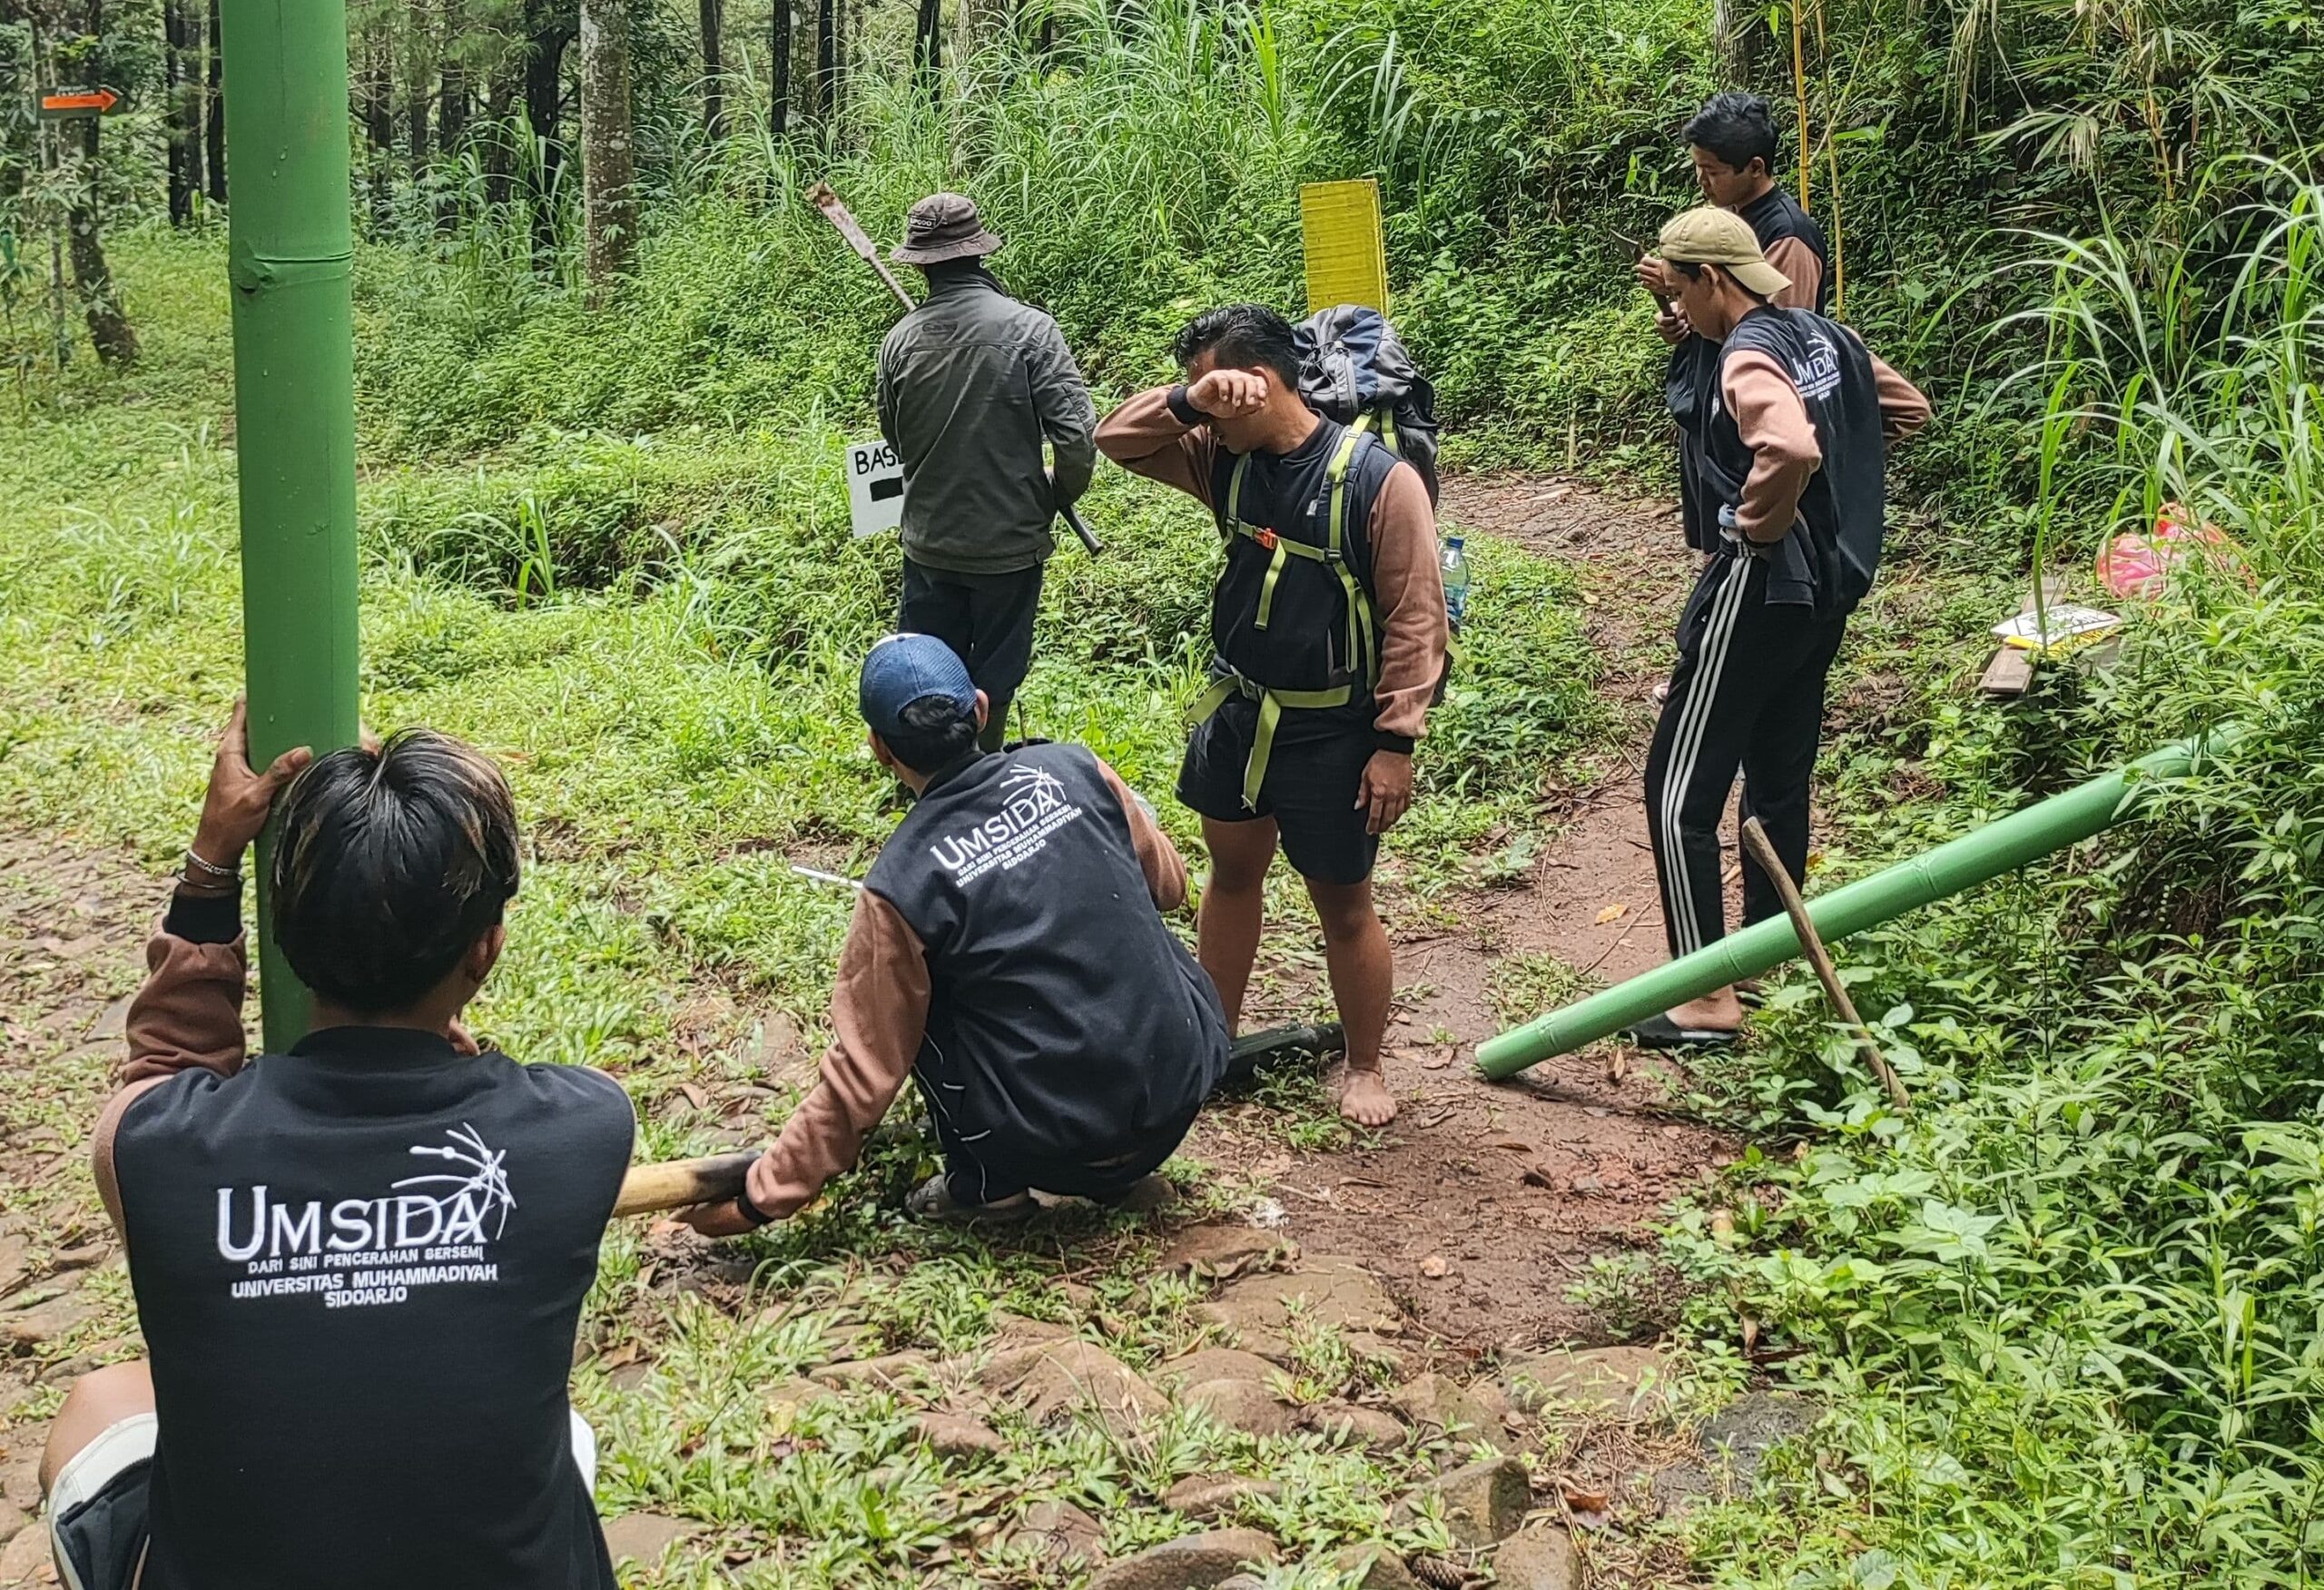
[905,1174,1035,1223]
[1735,979,1766,1009]
[1620,1013,1738,1050]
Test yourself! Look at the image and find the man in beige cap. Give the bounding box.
[878,193,1095,751]
[1624,206,1930,1049]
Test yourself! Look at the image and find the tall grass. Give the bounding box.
[1674,173,2324,1588]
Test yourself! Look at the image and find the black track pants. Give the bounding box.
[899,558,1046,751]
[1643,553,1848,962]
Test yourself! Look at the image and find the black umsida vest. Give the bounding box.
[866,743,1229,1162]
[1668,186,1833,549]
[109,1031,635,1590]
[1701,306,1888,616]
[1205,418,1400,715]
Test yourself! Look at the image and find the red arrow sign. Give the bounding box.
[39,86,120,117]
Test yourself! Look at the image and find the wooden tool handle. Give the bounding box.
[613,1151,760,1218]
[1738,817,1910,1110]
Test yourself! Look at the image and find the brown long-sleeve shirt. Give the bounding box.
[1763,237,1824,312]
[90,917,502,1234]
[1724,349,1932,544]
[1095,388,1449,746]
[741,759,1188,1221]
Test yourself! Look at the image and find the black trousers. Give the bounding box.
[917,1072,1196,1205]
[1644,554,1848,961]
[899,558,1045,752]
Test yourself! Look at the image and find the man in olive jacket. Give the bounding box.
[878,193,1097,751]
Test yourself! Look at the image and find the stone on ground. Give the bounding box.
[1182,1378,1297,1437]
[763,1376,840,1419]
[1344,1330,1418,1379]
[1163,1474,1281,1519]
[1492,1525,1580,1590]
[1497,1345,1669,1418]
[1158,1224,1299,1278]
[1196,1259,1402,1342]
[1,1292,96,1350]
[1387,1371,1497,1439]
[1085,1528,1278,1590]
[807,1350,935,1395]
[1007,1498,1106,1567]
[1331,1542,1425,1589]
[600,1512,699,1566]
[981,1340,1167,1434]
[1465,1375,1516,1423]
[1,1518,54,1586]
[1151,1346,1282,1390]
[1650,1390,1816,1516]
[1300,1401,1406,1450]
[1391,1455,1531,1548]
[1,1462,42,1512]
[911,1410,1007,1459]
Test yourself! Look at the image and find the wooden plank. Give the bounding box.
[1978,647,2035,697]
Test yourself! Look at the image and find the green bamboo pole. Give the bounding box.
[217,0,363,1050]
[1475,726,2243,1079]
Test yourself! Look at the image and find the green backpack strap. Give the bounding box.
[1326,429,1382,688]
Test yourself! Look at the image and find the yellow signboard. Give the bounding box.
[1300,179,1388,317]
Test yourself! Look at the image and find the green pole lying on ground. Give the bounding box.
[217,0,364,1050]
[1475,726,2242,1079]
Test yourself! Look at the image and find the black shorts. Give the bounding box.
[1177,700,1381,886]
[42,1410,600,1589]
[46,1414,155,1590]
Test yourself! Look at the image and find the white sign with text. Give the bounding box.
[846,438,905,538]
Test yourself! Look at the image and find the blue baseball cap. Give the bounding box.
[858,634,979,742]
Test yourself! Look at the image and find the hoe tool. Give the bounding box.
[615,1022,1345,1215]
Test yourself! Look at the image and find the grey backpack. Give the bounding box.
[1294,305,1442,506]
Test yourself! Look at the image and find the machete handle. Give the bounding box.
[1061,502,1103,556]
[614,1151,759,1218]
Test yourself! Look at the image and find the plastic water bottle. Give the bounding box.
[1441,535,1471,635]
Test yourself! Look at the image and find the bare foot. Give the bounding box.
[1666,987,1745,1032]
[1339,1067,1397,1127]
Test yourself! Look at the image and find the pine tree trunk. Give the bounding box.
[436,0,466,232]
[67,2,137,365]
[204,0,225,203]
[1714,0,1760,85]
[363,35,394,224]
[578,0,635,295]
[524,0,571,267]
[913,0,940,86]
[483,67,514,207]
[699,0,724,141]
[165,0,192,225]
[438,0,468,160]
[769,0,789,135]
[407,10,433,172]
[815,0,835,121]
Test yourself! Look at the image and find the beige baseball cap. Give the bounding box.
[1658,206,1791,300]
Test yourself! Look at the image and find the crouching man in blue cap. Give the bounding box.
[685,635,1232,1229]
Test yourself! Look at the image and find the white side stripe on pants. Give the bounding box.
[1658,558,1753,956]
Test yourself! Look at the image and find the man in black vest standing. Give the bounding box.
[1096,305,1449,1128]
[684,635,1229,1230]
[40,703,635,1590]
[1639,92,1832,558]
[1628,209,1930,1047]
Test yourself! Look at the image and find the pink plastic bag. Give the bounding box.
[2095,505,2244,599]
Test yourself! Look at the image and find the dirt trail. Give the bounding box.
[0,474,1734,1512]
[1188,474,1743,1355]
